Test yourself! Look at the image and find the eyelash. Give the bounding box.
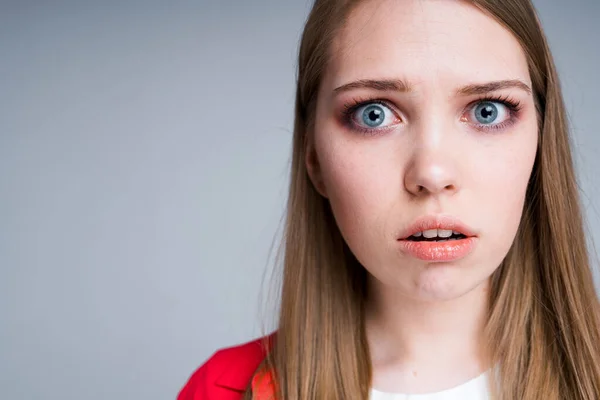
[340,95,523,135]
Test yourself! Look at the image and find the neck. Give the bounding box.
[365,276,491,391]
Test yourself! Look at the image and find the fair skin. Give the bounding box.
[306,0,538,395]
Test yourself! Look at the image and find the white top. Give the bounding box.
[369,372,490,400]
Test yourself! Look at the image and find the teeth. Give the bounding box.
[438,229,453,238]
[411,229,459,239]
[422,229,454,238]
[422,229,438,238]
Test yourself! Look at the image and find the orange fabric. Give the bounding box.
[251,369,277,400]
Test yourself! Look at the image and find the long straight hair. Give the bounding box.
[246,0,600,398]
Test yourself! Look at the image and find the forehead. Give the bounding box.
[326,0,531,91]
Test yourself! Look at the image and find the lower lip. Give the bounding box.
[397,237,478,262]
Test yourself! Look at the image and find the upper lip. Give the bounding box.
[397,215,477,240]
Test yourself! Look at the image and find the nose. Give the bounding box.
[404,124,461,198]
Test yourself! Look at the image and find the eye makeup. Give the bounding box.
[338,94,524,136]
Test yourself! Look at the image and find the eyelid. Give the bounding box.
[343,98,399,118]
[463,95,520,111]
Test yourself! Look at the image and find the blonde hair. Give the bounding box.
[247,0,600,398]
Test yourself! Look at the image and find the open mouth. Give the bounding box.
[398,223,477,262]
[403,230,469,242]
[396,218,477,261]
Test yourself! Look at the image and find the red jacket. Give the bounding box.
[177,334,275,400]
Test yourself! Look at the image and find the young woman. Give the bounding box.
[179,0,600,398]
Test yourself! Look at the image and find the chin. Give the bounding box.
[409,266,490,302]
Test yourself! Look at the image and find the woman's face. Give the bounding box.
[308,0,538,301]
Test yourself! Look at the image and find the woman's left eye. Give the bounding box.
[348,102,401,131]
[464,100,511,128]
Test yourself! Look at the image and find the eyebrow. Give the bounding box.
[457,79,532,96]
[333,78,532,96]
[333,79,412,94]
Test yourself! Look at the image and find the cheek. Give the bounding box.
[476,133,537,255]
[316,136,401,247]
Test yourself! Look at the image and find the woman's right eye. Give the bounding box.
[346,102,402,132]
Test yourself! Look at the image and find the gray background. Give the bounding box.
[1,1,598,399]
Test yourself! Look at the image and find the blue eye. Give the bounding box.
[472,101,508,125]
[350,102,398,130]
[462,96,522,133]
[361,104,386,127]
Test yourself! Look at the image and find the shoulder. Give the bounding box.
[177,332,276,400]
